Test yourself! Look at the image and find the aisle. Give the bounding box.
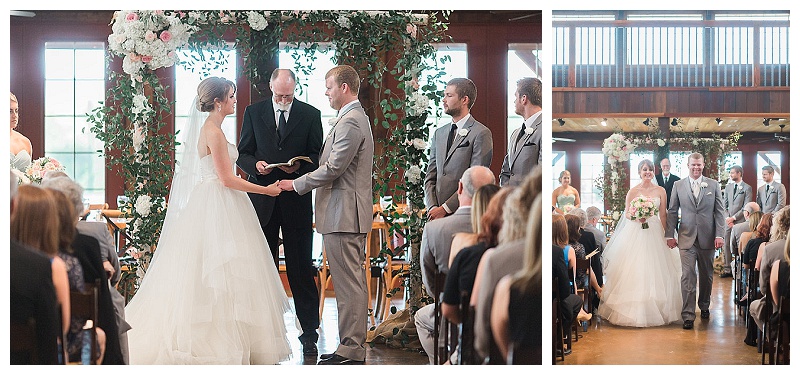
[560,274,761,365]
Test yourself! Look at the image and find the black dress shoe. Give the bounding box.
[700,310,710,319]
[744,338,757,347]
[301,340,318,356]
[319,353,335,360]
[683,320,694,329]
[720,272,733,278]
[317,354,364,365]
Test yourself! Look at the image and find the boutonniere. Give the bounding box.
[328,118,338,126]
[524,127,534,135]
[458,128,468,137]
[700,181,708,189]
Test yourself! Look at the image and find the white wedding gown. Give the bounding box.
[598,196,683,327]
[125,143,292,364]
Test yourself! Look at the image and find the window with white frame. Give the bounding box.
[420,43,468,145]
[507,43,542,146]
[580,151,605,211]
[756,151,782,188]
[44,42,106,204]
[552,151,566,193]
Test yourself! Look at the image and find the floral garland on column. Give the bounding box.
[598,132,635,228]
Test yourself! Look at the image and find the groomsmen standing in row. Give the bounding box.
[500,77,541,187]
[756,165,786,214]
[720,165,752,278]
[424,78,493,221]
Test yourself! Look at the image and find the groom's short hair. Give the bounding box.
[730,165,743,174]
[688,152,704,162]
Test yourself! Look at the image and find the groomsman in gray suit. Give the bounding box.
[720,165,752,278]
[500,77,541,187]
[755,165,786,214]
[424,78,493,221]
[665,153,725,330]
[278,65,374,365]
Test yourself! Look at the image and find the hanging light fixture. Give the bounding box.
[557,118,565,126]
[671,117,679,126]
[642,118,651,126]
[715,118,723,127]
[601,118,607,127]
[763,118,771,126]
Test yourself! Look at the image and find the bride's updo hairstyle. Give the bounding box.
[196,77,236,112]
[638,159,655,174]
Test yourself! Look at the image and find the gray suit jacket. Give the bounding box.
[666,176,725,250]
[294,103,374,235]
[473,239,525,362]
[420,206,472,292]
[759,239,786,291]
[756,182,786,214]
[730,220,750,255]
[424,116,492,212]
[724,181,753,223]
[499,115,541,187]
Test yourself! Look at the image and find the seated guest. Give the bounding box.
[449,184,501,267]
[750,206,789,330]
[491,195,543,364]
[568,208,603,304]
[738,211,763,258]
[472,167,541,364]
[732,202,761,256]
[10,172,60,364]
[584,206,607,251]
[48,189,107,364]
[553,214,592,326]
[565,214,602,299]
[11,185,71,347]
[742,213,772,270]
[768,234,789,318]
[442,187,510,324]
[42,176,125,364]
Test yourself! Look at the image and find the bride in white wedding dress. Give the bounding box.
[125,77,292,364]
[598,159,682,327]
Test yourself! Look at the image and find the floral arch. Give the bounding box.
[88,10,450,337]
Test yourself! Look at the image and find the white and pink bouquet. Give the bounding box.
[24,156,66,184]
[628,196,658,229]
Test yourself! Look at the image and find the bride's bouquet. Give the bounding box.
[628,196,658,229]
[24,156,66,184]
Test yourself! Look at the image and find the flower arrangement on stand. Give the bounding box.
[599,132,635,228]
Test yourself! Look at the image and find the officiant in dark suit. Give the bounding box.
[237,68,324,355]
[656,158,680,207]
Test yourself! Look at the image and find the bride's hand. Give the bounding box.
[639,218,647,223]
[264,181,282,197]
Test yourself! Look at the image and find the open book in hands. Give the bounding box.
[266,156,312,169]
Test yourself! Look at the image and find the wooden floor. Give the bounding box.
[558,272,763,365]
[279,295,428,365]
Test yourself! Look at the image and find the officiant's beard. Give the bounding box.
[275,102,290,112]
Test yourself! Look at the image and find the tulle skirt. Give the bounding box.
[598,216,683,327]
[125,178,292,364]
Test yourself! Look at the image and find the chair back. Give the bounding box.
[68,279,100,364]
[457,291,475,365]
[761,280,775,365]
[774,294,790,365]
[10,318,39,364]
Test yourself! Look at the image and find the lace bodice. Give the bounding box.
[10,150,32,172]
[556,193,576,208]
[199,143,238,180]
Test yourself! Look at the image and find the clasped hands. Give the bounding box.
[276,180,295,192]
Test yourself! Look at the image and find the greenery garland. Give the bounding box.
[89,11,449,333]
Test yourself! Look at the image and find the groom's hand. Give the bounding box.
[277,179,295,191]
[666,238,677,248]
[714,237,724,249]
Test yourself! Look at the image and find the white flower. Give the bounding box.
[135,195,152,217]
[656,139,666,147]
[411,138,427,150]
[131,94,151,115]
[458,128,468,137]
[612,211,620,221]
[700,181,708,188]
[692,139,699,146]
[405,165,422,184]
[524,127,534,135]
[406,91,430,117]
[337,14,351,28]
[132,123,145,151]
[246,11,268,31]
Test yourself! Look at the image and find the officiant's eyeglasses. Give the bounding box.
[273,94,294,101]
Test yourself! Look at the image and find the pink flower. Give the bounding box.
[141,56,153,63]
[126,12,139,22]
[406,23,418,36]
[128,53,141,62]
[145,30,157,42]
[154,10,164,15]
[159,31,172,42]
[167,51,176,58]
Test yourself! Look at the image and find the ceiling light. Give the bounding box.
[557,118,565,126]
[763,118,770,126]
[642,118,650,126]
[715,118,722,126]
[671,117,679,126]
[601,118,607,127]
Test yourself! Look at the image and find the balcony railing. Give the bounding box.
[553,20,790,88]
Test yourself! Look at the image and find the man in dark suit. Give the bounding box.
[424,78,493,221]
[656,158,680,208]
[237,68,324,356]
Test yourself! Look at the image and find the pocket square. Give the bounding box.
[455,140,470,148]
[523,142,537,147]
[706,191,712,195]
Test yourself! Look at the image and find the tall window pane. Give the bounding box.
[507,43,542,146]
[756,151,782,188]
[552,151,566,193]
[44,42,106,204]
[421,43,468,144]
[580,151,605,211]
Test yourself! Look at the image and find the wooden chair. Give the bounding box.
[573,256,592,338]
[67,280,101,365]
[10,318,39,364]
[456,291,475,365]
[773,295,790,365]
[432,271,456,365]
[100,210,132,257]
[761,283,775,365]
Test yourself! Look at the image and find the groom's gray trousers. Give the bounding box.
[679,239,715,321]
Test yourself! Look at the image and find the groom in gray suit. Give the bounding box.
[500,77,541,187]
[424,78,493,221]
[665,152,725,330]
[279,65,374,365]
[720,165,752,278]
